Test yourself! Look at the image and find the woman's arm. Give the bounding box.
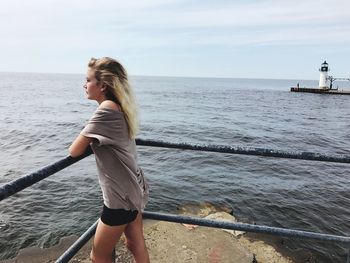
[70,101,117,157]
[69,135,93,157]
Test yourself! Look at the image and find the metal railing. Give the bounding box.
[1,139,350,262]
[135,139,350,164]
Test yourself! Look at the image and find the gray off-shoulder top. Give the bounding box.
[80,108,149,211]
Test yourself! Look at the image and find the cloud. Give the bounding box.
[0,0,349,76]
[2,0,349,43]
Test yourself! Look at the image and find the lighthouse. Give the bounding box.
[291,61,350,94]
[319,61,329,89]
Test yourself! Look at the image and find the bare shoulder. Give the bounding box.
[99,100,120,111]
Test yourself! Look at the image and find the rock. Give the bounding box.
[140,220,253,263]
[0,235,92,263]
[205,211,245,236]
[177,201,232,217]
[238,236,294,263]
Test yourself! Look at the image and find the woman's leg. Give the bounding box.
[124,213,150,263]
[90,219,126,263]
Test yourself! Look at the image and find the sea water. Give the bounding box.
[0,73,349,262]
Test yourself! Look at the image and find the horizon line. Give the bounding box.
[0,70,317,82]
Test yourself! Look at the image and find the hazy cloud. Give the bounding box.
[0,0,349,78]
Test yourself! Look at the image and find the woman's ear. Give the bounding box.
[101,84,107,92]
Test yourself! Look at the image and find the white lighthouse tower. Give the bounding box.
[319,61,329,89]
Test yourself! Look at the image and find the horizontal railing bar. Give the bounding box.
[55,220,98,263]
[142,211,350,244]
[136,139,350,164]
[0,148,93,202]
[2,139,349,202]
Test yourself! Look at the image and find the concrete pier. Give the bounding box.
[0,203,294,263]
[290,87,350,95]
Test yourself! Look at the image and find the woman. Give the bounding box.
[69,57,150,263]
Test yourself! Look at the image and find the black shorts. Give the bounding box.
[100,205,138,226]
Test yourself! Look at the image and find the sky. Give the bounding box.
[0,0,349,79]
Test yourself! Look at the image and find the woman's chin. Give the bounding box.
[86,94,97,101]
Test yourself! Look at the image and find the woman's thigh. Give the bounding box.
[124,213,145,245]
[92,219,126,258]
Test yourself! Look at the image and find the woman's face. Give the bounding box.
[84,68,104,102]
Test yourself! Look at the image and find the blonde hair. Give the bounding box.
[88,57,139,138]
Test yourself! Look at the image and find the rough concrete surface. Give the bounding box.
[0,203,294,263]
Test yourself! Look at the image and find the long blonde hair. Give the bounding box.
[88,57,139,138]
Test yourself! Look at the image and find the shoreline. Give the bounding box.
[0,202,296,263]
